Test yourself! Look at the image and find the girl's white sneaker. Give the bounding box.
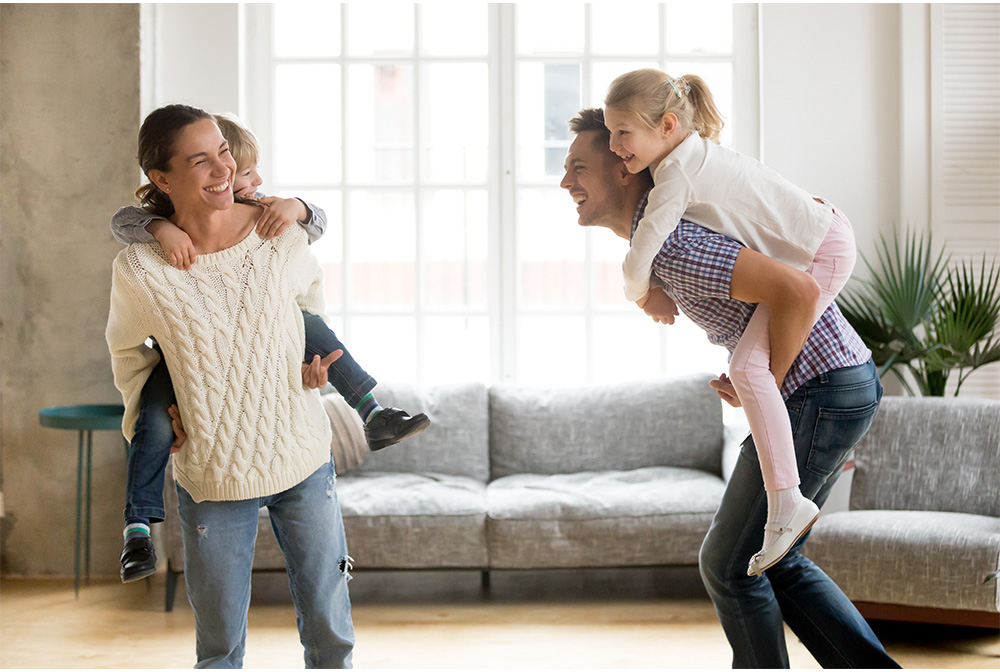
[747,498,820,576]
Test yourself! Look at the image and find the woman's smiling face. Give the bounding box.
[154,118,238,211]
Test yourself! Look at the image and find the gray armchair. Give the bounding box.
[806,396,1000,628]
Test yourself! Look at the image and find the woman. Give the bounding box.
[106,104,354,668]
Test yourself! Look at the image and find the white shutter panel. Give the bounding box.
[930,3,1000,399]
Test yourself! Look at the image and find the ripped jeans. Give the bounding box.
[176,460,355,668]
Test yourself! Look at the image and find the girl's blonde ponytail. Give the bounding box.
[677,74,724,144]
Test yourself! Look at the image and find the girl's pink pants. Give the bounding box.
[728,203,857,491]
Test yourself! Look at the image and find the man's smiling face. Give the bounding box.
[559,130,624,228]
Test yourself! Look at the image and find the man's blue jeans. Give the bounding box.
[177,460,355,668]
[124,312,376,524]
[699,359,900,669]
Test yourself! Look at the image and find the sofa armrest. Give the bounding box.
[721,421,749,483]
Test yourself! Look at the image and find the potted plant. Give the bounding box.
[838,230,1000,396]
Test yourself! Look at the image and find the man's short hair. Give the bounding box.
[568,108,613,158]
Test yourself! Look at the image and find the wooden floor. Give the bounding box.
[1,567,997,669]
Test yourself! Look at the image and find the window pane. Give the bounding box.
[517,4,583,54]
[420,4,488,56]
[347,65,413,183]
[591,61,660,108]
[346,4,413,56]
[422,189,488,308]
[274,3,339,58]
[275,65,340,186]
[517,63,581,181]
[517,315,587,386]
[591,314,663,382]
[517,188,584,305]
[665,3,733,54]
[666,61,734,146]
[591,4,659,55]
[591,229,631,305]
[349,317,417,383]
[423,63,489,183]
[663,316,729,379]
[348,190,415,305]
[278,189,343,310]
[423,317,491,384]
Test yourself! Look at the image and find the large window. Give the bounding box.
[244,3,757,387]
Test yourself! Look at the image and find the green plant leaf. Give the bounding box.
[838,229,999,396]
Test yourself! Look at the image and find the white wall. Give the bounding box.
[760,3,903,267]
[149,3,241,116]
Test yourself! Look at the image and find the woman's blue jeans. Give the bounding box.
[177,460,355,668]
[698,359,900,669]
[124,312,375,523]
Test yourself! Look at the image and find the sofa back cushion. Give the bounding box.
[489,374,723,479]
[354,382,490,482]
[850,396,1000,517]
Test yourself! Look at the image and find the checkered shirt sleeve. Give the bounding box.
[632,195,871,398]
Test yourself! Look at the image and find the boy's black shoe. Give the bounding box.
[365,408,430,451]
[120,536,158,583]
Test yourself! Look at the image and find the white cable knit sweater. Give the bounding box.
[106,225,333,503]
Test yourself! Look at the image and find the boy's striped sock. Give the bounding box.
[124,521,151,542]
[354,393,383,424]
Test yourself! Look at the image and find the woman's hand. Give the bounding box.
[149,220,197,270]
[167,404,187,453]
[709,373,742,408]
[637,287,679,325]
[255,196,308,240]
[301,350,344,389]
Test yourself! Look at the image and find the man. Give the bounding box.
[561,108,899,669]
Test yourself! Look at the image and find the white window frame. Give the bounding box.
[242,3,759,386]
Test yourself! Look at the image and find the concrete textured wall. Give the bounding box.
[1,3,141,576]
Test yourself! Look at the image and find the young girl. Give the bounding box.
[604,69,858,576]
[112,113,429,583]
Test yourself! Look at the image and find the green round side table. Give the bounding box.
[39,404,126,597]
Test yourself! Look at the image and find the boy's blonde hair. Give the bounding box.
[605,69,724,144]
[213,113,260,171]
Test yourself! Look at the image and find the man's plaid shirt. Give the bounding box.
[631,191,871,399]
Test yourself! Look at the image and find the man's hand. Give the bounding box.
[149,220,197,270]
[255,196,308,240]
[636,287,679,325]
[167,404,187,453]
[301,350,344,389]
[709,373,742,408]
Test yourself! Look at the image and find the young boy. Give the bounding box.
[112,113,429,583]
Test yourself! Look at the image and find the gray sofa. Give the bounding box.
[163,374,728,610]
[805,396,1000,628]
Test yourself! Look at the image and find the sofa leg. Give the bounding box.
[481,570,491,594]
[165,566,179,612]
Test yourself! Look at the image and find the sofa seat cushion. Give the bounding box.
[486,467,726,568]
[337,472,488,569]
[806,510,1000,613]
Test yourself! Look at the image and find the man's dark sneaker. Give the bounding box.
[120,536,158,583]
[364,407,431,451]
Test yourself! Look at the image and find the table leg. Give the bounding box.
[74,430,83,599]
[85,430,93,585]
